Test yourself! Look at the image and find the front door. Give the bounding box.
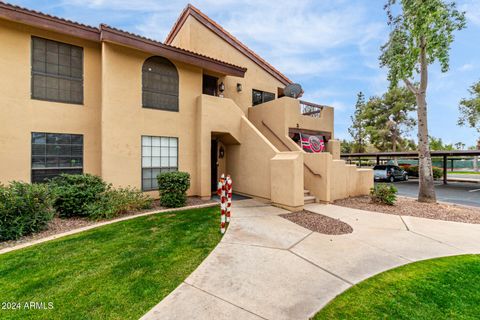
[211,139,218,192]
[203,74,218,96]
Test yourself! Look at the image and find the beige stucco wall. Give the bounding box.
[170,16,286,114]
[101,42,203,196]
[247,96,373,202]
[0,19,101,184]
[248,97,334,151]
[197,94,303,209]
[0,15,371,205]
[270,152,304,210]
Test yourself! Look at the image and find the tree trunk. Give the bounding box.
[416,92,436,202]
[392,128,398,165]
[415,37,436,203]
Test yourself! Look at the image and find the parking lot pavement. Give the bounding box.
[381,180,480,208]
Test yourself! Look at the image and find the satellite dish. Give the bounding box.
[284,83,303,98]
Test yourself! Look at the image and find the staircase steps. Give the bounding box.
[303,189,316,204]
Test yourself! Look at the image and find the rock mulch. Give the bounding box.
[280,210,353,235]
[0,197,217,250]
[334,196,480,224]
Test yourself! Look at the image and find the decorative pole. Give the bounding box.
[226,175,232,223]
[218,174,226,234]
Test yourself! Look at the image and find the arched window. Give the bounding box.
[142,56,179,111]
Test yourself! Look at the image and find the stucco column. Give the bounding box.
[196,95,212,199]
[327,140,341,160]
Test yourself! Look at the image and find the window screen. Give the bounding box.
[252,89,275,106]
[31,132,83,183]
[142,136,178,191]
[142,56,179,111]
[31,37,83,104]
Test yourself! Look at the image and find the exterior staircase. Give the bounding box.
[304,189,316,204]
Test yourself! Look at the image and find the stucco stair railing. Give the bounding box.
[251,106,372,203]
[196,94,304,211]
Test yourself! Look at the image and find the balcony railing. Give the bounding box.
[299,100,327,118]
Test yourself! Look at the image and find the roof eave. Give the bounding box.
[100,25,246,77]
[0,2,99,41]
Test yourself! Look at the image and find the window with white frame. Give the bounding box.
[142,136,178,191]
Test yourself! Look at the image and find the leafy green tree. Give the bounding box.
[458,80,480,144]
[348,92,368,153]
[340,139,354,154]
[429,136,454,151]
[362,86,416,155]
[380,0,465,203]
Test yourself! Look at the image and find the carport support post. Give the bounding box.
[376,155,380,165]
[443,155,447,185]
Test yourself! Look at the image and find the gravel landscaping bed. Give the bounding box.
[0,197,217,250]
[281,210,353,235]
[334,196,480,224]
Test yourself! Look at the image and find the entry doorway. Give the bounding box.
[203,74,218,96]
[211,139,218,192]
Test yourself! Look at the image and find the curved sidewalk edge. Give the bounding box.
[140,199,480,320]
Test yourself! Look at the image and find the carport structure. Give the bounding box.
[341,150,480,184]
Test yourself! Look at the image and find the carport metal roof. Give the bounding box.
[341,150,480,158]
[341,150,480,184]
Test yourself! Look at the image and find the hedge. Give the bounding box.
[0,182,54,241]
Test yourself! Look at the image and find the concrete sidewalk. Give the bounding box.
[141,199,480,320]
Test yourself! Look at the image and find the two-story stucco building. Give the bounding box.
[0,2,372,211]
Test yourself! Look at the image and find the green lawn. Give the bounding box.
[315,255,480,320]
[0,206,221,320]
[448,171,480,175]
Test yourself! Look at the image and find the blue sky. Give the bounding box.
[9,0,480,147]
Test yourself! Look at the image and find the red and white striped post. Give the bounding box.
[217,174,226,234]
[226,175,232,222]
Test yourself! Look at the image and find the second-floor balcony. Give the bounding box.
[248,96,334,136]
[299,100,329,118]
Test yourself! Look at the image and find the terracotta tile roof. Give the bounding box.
[100,24,246,72]
[165,4,293,86]
[0,1,99,40]
[0,1,246,76]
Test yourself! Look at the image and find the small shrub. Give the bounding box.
[0,182,54,241]
[157,171,190,208]
[49,174,107,217]
[432,167,443,180]
[403,165,443,180]
[370,183,397,205]
[86,187,153,220]
[403,165,419,177]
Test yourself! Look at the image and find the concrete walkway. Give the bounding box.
[141,199,480,320]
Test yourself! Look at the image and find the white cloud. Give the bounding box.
[124,0,385,77]
[326,100,348,112]
[270,56,343,76]
[459,63,474,71]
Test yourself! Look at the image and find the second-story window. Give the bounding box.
[252,89,275,106]
[142,56,179,111]
[31,36,84,104]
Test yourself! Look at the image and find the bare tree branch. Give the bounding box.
[403,78,418,95]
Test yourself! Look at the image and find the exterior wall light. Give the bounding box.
[236,83,242,92]
[219,82,225,93]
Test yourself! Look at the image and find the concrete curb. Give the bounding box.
[396,195,480,211]
[0,202,219,256]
